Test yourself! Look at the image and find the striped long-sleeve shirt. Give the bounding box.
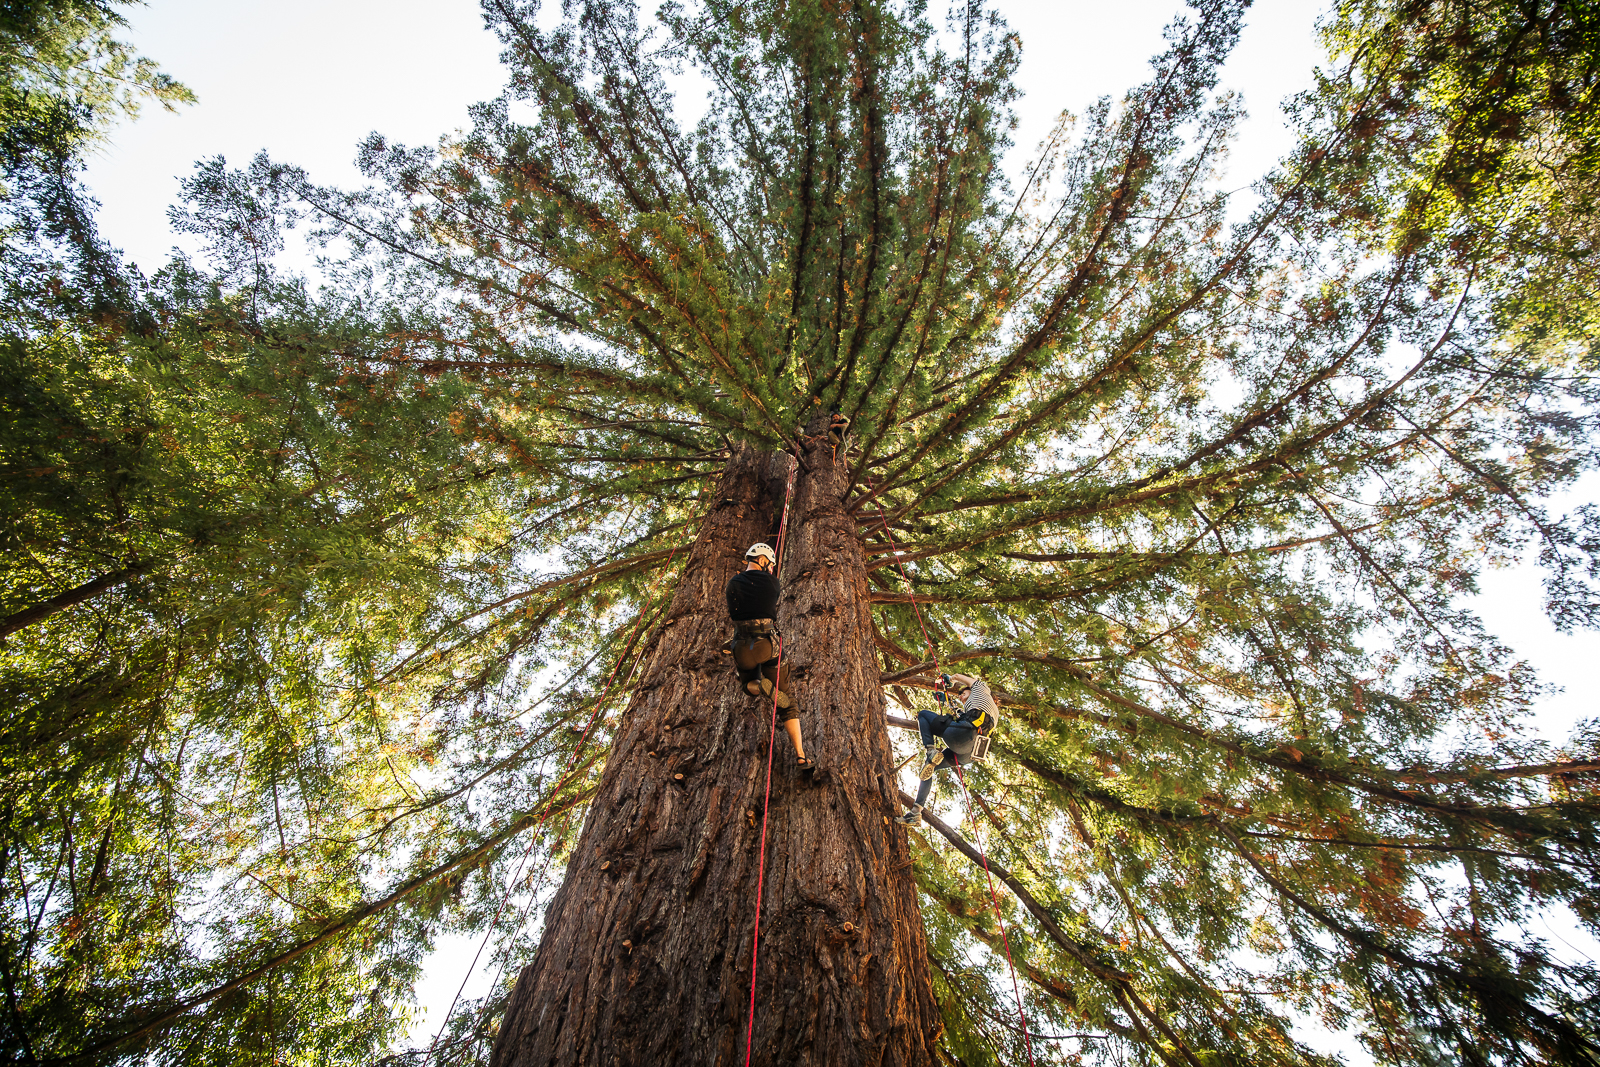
[960,678,998,732]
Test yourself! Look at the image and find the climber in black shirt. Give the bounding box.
[725,542,813,772]
[725,548,779,623]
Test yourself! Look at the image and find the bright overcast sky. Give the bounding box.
[85,0,1329,269]
[80,0,1599,1057]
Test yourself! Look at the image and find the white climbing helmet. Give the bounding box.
[745,542,777,565]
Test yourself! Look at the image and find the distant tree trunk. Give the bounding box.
[492,426,940,1067]
[0,560,154,640]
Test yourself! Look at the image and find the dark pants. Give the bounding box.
[914,709,975,807]
[731,630,796,722]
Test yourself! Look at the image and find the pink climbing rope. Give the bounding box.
[954,762,1037,1067]
[876,509,941,677]
[878,506,1035,1064]
[744,454,799,1067]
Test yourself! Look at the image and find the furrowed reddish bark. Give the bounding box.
[492,428,940,1067]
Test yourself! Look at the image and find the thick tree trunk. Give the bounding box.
[492,430,940,1067]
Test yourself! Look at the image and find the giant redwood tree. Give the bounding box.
[8,0,1600,1064]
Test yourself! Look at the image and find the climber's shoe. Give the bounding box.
[797,754,817,775]
[919,746,944,780]
[894,805,923,827]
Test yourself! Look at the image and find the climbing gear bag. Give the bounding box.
[967,707,998,763]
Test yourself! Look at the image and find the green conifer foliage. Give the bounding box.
[1313,0,1600,373]
[0,272,559,1061]
[7,0,1600,1064]
[1,0,193,308]
[0,10,598,1058]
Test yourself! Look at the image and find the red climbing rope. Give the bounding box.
[878,509,1036,1064]
[426,528,694,1062]
[744,453,799,1067]
[953,761,1037,1067]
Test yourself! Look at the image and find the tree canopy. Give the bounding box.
[3,0,1599,1065]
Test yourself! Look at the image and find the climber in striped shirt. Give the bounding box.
[895,672,998,826]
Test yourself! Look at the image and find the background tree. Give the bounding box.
[1314,0,1600,403]
[1,0,192,310]
[1,4,581,1063]
[6,0,1600,1064]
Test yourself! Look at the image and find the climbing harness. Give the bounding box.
[878,509,1035,1064]
[744,452,799,1067]
[425,528,695,1063]
[969,708,998,763]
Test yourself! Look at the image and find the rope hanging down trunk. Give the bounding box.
[744,454,799,1067]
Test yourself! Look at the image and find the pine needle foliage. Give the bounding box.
[1,0,193,310]
[7,0,1600,1064]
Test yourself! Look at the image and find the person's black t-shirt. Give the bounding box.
[726,569,779,621]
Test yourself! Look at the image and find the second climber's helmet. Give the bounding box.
[745,542,777,566]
